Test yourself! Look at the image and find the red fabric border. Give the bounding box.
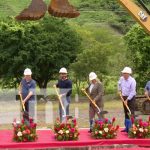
[0,129,150,149]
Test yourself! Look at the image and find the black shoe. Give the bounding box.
[88,129,92,133]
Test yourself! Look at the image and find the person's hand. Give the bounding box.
[23,99,26,104]
[118,91,122,96]
[59,94,65,99]
[124,99,128,106]
[93,99,96,104]
[53,84,56,88]
[18,91,22,95]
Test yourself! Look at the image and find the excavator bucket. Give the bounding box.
[48,0,80,18]
[16,0,47,21]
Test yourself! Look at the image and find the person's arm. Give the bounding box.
[144,81,150,100]
[94,83,103,102]
[23,91,34,103]
[127,79,136,101]
[24,81,36,103]
[56,81,59,88]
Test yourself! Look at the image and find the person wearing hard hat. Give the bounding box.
[144,80,150,99]
[86,72,104,132]
[19,68,36,123]
[56,67,72,122]
[118,67,136,132]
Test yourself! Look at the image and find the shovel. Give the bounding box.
[19,93,29,121]
[53,85,67,118]
[81,88,108,115]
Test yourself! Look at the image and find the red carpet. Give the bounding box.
[0,129,150,149]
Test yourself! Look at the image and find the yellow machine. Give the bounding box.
[118,0,150,34]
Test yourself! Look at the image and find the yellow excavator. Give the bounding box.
[118,0,150,34]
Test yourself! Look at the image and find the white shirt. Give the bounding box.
[89,84,94,93]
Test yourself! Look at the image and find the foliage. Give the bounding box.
[0,17,81,88]
[124,24,150,88]
[91,118,119,139]
[70,24,127,94]
[54,118,79,141]
[128,117,150,138]
[12,118,37,142]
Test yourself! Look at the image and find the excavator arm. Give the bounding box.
[118,0,150,34]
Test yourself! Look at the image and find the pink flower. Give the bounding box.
[143,122,148,127]
[71,128,75,133]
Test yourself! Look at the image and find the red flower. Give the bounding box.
[26,129,31,134]
[112,117,115,123]
[29,118,34,123]
[108,124,112,129]
[21,119,25,124]
[104,118,108,123]
[22,130,27,135]
[72,118,77,126]
[60,123,65,129]
[115,125,119,131]
[131,117,134,124]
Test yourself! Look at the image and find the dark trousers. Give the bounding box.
[24,101,35,120]
[123,96,135,119]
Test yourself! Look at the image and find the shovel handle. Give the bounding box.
[53,85,66,116]
[81,88,101,113]
[119,92,131,115]
[19,94,25,111]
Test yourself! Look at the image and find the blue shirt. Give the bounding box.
[21,79,36,101]
[56,79,72,97]
[145,81,150,95]
[118,76,136,100]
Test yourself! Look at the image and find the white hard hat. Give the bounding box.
[121,67,132,74]
[89,72,97,81]
[59,67,67,74]
[24,68,32,75]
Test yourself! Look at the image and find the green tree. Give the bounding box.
[124,24,150,88]
[0,17,81,88]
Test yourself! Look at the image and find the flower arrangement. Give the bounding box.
[128,117,150,138]
[91,118,119,139]
[12,118,38,142]
[54,118,79,141]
